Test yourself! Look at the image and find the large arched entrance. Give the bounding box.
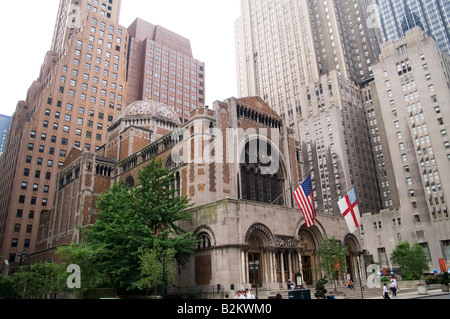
[243,223,304,290]
[243,223,275,289]
[298,224,323,285]
[248,232,264,287]
[343,234,363,283]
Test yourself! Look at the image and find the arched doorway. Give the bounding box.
[244,223,275,289]
[298,225,323,285]
[343,234,362,283]
[248,235,263,287]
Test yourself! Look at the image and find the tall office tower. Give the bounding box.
[235,0,381,216]
[374,0,450,55]
[361,27,450,271]
[51,0,122,54]
[235,0,380,132]
[0,115,12,154]
[0,0,128,268]
[126,18,206,123]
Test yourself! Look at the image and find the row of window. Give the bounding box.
[21,182,50,193]
[18,195,48,206]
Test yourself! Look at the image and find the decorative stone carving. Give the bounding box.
[274,236,300,248]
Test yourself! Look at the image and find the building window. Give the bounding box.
[240,140,285,205]
[11,238,18,247]
[197,233,212,250]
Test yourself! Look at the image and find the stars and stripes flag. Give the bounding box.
[293,176,316,228]
[338,187,361,233]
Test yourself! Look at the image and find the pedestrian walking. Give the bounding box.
[383,283,390,299]
[389,280,397,297]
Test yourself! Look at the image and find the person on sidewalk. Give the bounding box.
[389,280,397,297]
[383,283,391,299]
[347,280,355,289]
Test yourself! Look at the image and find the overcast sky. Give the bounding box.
[0,0,241,117]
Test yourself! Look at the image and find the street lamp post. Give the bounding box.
[18,250,26,266]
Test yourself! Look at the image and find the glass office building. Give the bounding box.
[375,0,450,55]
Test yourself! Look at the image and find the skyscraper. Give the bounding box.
[235,0,380,130]
[126,18,206,123]
[0,0,207,270]
[362,27,450,271]
[235,0,381,217]
[374,0,450,55]
[51,0,122,54]
[0,0,128,267]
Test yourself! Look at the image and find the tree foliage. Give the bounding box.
[134,242,176,296]
[7,157,197,297]
[390,241,429,280]
[12,262,64,299]
[76,157,197,291]
[316,237,348,289]
[57,243,110,289]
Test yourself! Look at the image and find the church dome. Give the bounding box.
[111,100,181,127]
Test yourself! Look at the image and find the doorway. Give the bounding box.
[302,256,313,285]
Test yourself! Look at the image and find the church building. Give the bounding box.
[31,96,364,295]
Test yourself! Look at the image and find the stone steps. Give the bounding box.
[257,284,417,299]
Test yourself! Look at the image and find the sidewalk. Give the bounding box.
[367,286,450,299]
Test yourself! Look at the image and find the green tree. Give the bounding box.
[134,242,176,296]
[57,243,110,290]
[78,157,197,291]
[316,237,348,290]
[390,241,429,280]
[0,275,14,299]
[12,262,64,299]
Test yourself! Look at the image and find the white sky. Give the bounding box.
[0,0,241,117]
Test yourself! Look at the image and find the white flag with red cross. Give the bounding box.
[338,188,361,233]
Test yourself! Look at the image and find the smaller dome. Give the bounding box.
[112,100,181,126]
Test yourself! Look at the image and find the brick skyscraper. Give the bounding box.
[127,18,206,123]
[0,0,206,270]
[0,0,128,268]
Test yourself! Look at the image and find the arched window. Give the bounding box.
[240,139,285,205]
[197,233,212,249]
[241,166,248,200]
[175,171,181,197]
[125,175,135,187]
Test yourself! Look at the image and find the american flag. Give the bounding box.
[293,176,316,227]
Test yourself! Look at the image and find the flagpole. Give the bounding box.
[270,169,311,205]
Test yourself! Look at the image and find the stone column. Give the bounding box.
[269,251,275,283]
[272,251,277,283]
[288,251,293,281]
[241,250,247,285]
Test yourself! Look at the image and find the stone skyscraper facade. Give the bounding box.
[362,27,450,272]
[235,0,381,218]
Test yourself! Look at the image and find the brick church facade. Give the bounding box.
[29,96,364,294]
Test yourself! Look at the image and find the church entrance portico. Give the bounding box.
[243,223,304,290]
